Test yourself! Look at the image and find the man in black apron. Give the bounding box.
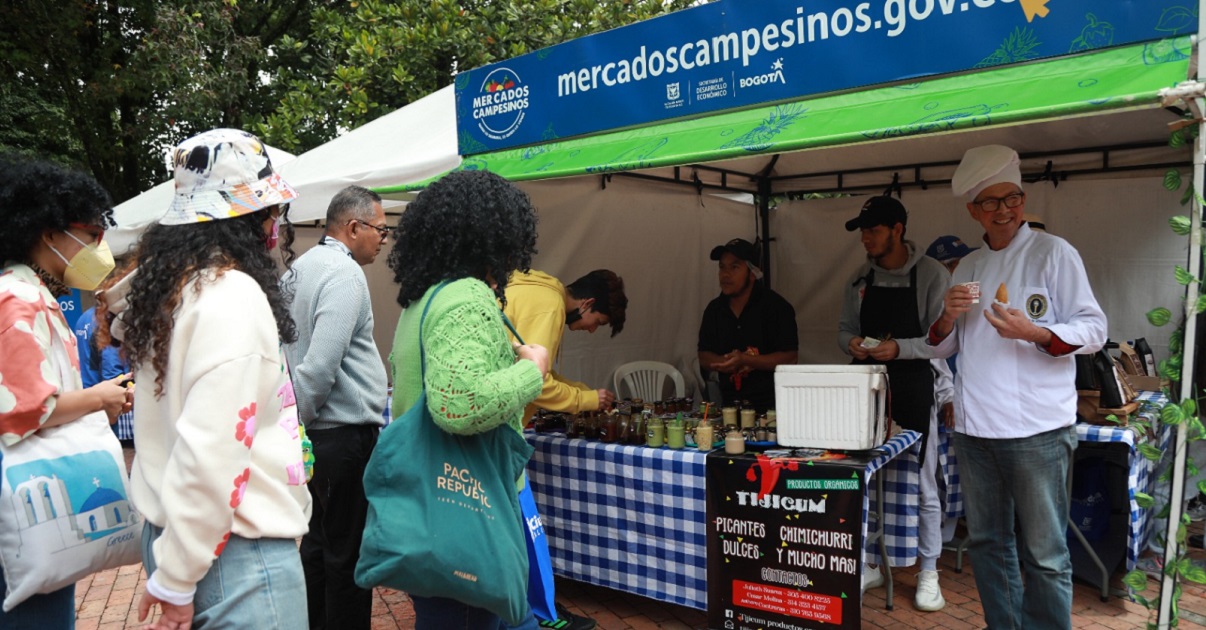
[837,196,951,612]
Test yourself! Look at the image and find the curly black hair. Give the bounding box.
[388,170,537,308]
[123,206,297,396]
[0,153,114,263]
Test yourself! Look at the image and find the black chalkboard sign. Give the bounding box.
[706,448,869,630]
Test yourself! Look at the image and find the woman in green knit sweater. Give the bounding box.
[387,170,550,629]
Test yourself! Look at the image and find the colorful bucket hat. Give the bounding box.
[161,129,298,225]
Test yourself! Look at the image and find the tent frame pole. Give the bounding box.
[772,141,1180,196]
[758,176,773,287]
[612,141,1181,198]
[1157,15,1205,629]
[614,170,758,194]
[778,160,1188,198]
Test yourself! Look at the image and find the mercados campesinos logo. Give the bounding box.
[471,67,530,141]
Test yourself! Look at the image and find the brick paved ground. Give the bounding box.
[75,537,1206,629]
[82,447,1204,628]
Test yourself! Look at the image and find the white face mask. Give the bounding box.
[49,231,116,290]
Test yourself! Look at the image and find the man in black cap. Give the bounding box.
[837,196,950,611]
[698,238,798,411]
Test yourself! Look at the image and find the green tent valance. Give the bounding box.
[377,40,1190,193]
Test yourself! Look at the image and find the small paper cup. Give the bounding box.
[959,281,981,304]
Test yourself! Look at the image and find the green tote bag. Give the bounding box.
[355,282,533,625]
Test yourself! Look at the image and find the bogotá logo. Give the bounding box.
[739,58,786,89]
[471,67,530,141]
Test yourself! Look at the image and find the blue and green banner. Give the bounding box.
[455,0,1196,155]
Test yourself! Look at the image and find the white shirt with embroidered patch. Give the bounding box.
[931,224,1107,439]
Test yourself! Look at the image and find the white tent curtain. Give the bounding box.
[302,172,1186,401]
[775,175,1187,366]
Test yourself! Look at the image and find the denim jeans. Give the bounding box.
[0,569,74,630]
[411,595,538,630]
[143,522,308,629]
[953,425,1077,630]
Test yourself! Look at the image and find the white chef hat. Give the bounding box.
[952,145,1022,200]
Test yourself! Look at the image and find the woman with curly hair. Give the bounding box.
[0,154,130,628]
[110,130,311,630]
[388,170,550,629]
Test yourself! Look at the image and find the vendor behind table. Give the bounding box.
[698,238,798,412]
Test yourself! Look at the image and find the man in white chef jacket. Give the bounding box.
[927,145,1106,630]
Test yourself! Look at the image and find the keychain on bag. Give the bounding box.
[299,423,315,482]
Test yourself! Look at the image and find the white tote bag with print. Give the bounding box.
[0,321,141,611]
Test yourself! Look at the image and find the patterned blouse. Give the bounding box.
[0,263,80,446]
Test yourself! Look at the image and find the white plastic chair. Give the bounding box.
[613,361,686,401]
[684,356,707,403]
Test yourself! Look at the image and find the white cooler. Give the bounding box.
[774,365,888,450]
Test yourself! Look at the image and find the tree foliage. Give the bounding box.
[255,0,696,152]
[0,0,319,202]
[0,0,694,202]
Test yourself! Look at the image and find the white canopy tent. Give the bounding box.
[278,85,460,223]
[368,38,1202,625]
[108,85,461,256]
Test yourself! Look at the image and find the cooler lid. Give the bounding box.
[775,364,886,374]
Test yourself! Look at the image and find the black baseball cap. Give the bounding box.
[845,196,908,232]
[709,238,759,263]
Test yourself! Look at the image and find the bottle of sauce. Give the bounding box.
[695,422,714,451]
[740,408,756,430]
[667,415,685,449]
[724,429,745,454]
[647,418,665,448]
[1134,337,1156,377]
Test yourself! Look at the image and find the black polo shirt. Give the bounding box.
[697,282,798,411]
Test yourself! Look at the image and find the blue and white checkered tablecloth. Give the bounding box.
[937,391,1170,572]
[863,431,922,568]
[936,423,963,521]
[526,431,921,610]
[1077,390,1170,571]
[525,435,709,610]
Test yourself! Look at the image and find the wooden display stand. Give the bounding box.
[1077,390,1139,426]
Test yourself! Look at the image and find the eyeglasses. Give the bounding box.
[350,219,390,240]
[68,222,104,244]
[974,192,1025,213]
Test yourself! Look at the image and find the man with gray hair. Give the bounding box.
[283,185,390,630]
[928,145,1106,630]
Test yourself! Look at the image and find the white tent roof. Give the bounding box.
[108,144,297,257]
[278,85,460,223]
[108,85,460,255]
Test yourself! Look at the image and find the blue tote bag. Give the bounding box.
[519,466,558,622]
